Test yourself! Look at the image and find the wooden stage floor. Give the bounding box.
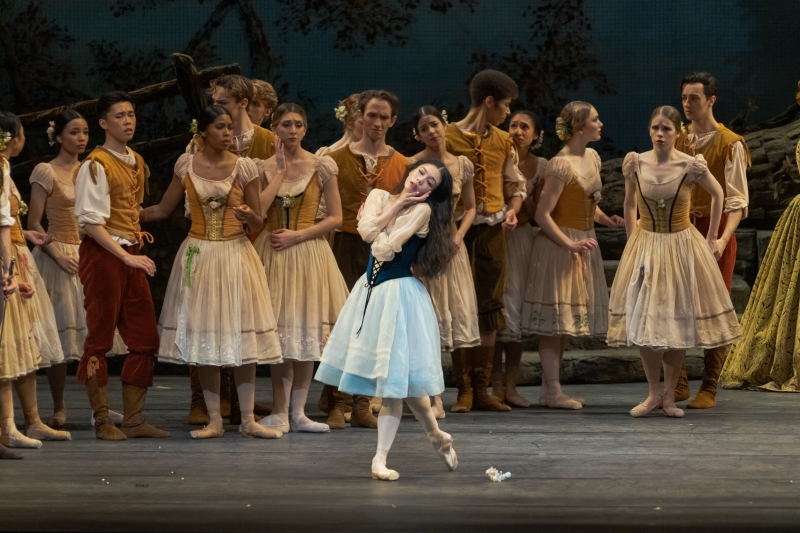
[2,376,799,532]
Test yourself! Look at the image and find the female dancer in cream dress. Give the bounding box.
[0,112,70,457]
[411,106,480,418]
[140,105,283,440]
[27,110,126,428]
[608,106,741,417]
[253,103,349,434]
[521,102,624,410]
[493,110,547,408]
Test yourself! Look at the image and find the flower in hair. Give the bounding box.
[531,131,544,152]
[190,119,198,134]
[412,127,418,138]
[335,100,347,122]
[0,129,11,152]
[678,120,687,134]
[47,121,56,146]
[441,110,449,125]
[555,118,572,141]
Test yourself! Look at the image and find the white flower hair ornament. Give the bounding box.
[47,121,57,146]
[0,129,11,152]
[190,119,198,134]
[335,100,347,123]
[440,109,449,125]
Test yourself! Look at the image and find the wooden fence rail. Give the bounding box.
[18,54,240,126]
[12,54,237,183]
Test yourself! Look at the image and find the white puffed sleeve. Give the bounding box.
[74,160,111,227]
[173,153,192,187]
[503,146,526,198]
[357,189,390,243]
[621,152,638,183]
[370,203,431,262]
[29,163,55,195]
[316,155,338,187]
[236,157,260,188]
[723,141,749,218]
[685,154,710,185]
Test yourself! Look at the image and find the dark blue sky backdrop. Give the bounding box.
[12,1,800,153]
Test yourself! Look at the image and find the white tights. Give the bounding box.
[260,361,328,432]
[373,397,442,474]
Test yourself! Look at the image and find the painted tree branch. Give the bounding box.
[18,62,241,127]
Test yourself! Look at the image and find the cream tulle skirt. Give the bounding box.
[32,242,126,360]
[254,233,349,362]
[158,236,283,366]
[0,291,41,381]
[17,245,64,367]
[499,224,538,343]
[607,225,741,350]
[521,226,608,337]
[421,243,480,351]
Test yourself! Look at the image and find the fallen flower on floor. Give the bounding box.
[486,467,511,482]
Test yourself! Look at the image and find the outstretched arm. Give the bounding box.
[139,173,185,223]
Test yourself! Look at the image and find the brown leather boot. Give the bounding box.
[325,385,347,429]
[253,402,271,417]
[687,346,727,409]
[674,364,690,402]
[119,384,170,438]
[86,375,127,441]
[450,348,473,413]
[471,346,512,412]
[188,367,209,425]
[350,394,378,428]
[491,342,506,402]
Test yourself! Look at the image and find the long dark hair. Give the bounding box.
[392,159,453,278]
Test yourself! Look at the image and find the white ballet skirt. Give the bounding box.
[158,155,283,366]
[315,190,445,398]
[253,156,349,361]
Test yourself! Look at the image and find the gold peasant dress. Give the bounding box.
[720,140,800,391]
[0,160,40,380]
[607,153,741,350]
[158,154,282,366]
[8,180,64,367]
[521,149,608,337]
[252,156,349,362]
[420,155,481,351]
